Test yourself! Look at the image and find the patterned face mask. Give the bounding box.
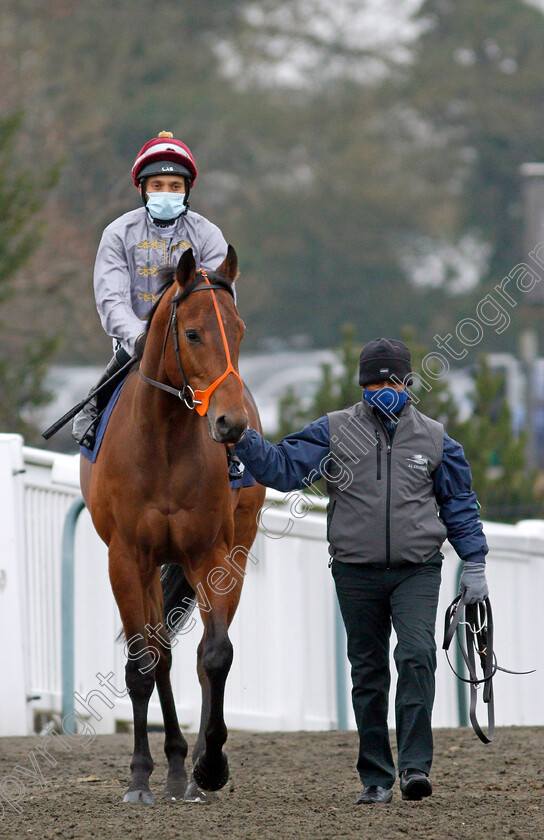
[146,192,186,221]
[363,386,408,418]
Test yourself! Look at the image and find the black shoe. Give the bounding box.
[356,785,393,805]
[400,769,432,801]
[72,348,132,448]
[72,402,98,449]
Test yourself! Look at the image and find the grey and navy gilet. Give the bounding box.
[326,400,447,565]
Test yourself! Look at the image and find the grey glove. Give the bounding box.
[458,561,489,605]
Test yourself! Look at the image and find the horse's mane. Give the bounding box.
[134,267,233,360]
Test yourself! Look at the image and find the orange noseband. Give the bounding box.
[139,268,244,414]
[192,270,243,415]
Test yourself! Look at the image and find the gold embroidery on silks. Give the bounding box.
[138,237,166,251]
[137,238,168,264]
[171,240,193,252]
[137,266,161,277]
[137,291,160,302]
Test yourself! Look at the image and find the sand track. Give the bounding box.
[0,727,543,840]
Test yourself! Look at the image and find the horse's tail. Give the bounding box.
[161,564,197,639]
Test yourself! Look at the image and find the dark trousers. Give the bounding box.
[331,555,442,789]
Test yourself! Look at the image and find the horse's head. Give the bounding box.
[157,245,248,444]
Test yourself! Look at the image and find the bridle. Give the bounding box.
[139,269,243,415]
[443,595,535,744]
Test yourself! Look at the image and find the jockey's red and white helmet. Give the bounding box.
[132,131,198,188]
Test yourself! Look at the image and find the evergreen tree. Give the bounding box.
[276,328,543,520]
[275,324,361,439]
[454,357,541,522]
[401,330,542,519]
[0,112,59,443]
[275,385,310,442]
[400,326,461,429]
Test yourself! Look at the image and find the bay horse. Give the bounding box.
[80,246,265,804]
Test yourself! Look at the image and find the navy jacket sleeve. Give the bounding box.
[234,415,330,492]
[433,432,488,563]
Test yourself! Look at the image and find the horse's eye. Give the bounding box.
[185,329,201,344]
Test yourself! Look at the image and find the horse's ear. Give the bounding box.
[217,244,239,284]
[175,248,197,288]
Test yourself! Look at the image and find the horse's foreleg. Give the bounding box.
[124,635,156,804]
[182,639,213,802]
[192,612,233,792]
[149,578,189,800]
[109,544,156,805]
[191,637,211,763]
[154,642,190,799]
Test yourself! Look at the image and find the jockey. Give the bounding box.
[72,131,228,447]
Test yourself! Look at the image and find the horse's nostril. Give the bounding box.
[214,415,248,443]
[216,415,230,435]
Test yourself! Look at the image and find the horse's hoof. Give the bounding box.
[123,788,155,805]
[183,776,216,803]
[192,753,229,792]
[162,779,187,801]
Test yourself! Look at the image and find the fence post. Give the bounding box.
[0,435,29,734]
[454,560,469,727]
[334,595,349,729]
[61,496,86,730]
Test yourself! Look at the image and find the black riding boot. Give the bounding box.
[72,347,132,448]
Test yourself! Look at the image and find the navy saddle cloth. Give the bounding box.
[80,379,255,489]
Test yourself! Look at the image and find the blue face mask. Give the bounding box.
[146,192,186,221]
[363,386,408,418]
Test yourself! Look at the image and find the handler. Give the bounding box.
[72,130,228,448]
[234,337,489,805]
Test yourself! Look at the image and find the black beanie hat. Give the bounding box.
[358,338,412,387]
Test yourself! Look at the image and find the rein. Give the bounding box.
[443,595,535,744]
[139,270,243,416]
